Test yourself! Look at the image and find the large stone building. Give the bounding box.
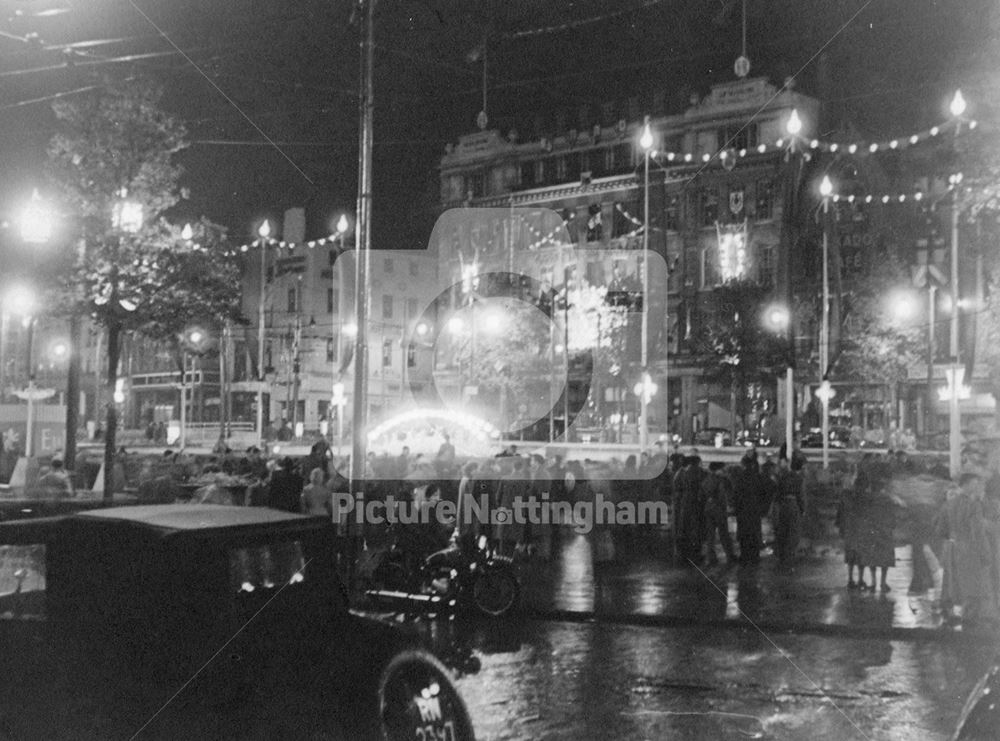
[438,77,819,443]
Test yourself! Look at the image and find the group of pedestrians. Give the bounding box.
[672,448,808,569]
[837,453,898,593]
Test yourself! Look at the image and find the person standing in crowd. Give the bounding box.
[837,460,866,590]
[529,454,552,559]
[454,461,479,550]
[732,452,767,565]
[301,440,330,483]
[301,467,331,516]
[857,457,897,592]
[435,433,457,477]
[268,457,304,513]
[37,457,74,497]
[772,454,805,565]
[396,446,412,479]
[497,457,531,556]
[936,472,997,625]
[672,454,705,566]
[701,461,736,566]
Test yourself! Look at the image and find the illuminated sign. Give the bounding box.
[716,221,748,281]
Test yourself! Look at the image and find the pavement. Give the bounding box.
[510,523,991,642]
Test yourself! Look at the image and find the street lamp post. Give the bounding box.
[639,118,653,453]
[819,175,833,468]
[783,109,804,456]
[333,214,349,423]
[332,381,347,457]
[948,90,966,480]
[256,219,271,447]
[23,316,36,458]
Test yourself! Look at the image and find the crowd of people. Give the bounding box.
[30,432,1000,629]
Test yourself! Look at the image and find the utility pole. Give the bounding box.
[349,0,375,570]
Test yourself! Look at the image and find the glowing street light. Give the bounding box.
[950,90,967,118]
[20,189,53,244]
[633,372,658,405]
[939,367,971,402]
[480,307,505,335]
[765,304,790,332]
[447,316,464,335]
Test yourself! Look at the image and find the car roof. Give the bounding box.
[71,504,317,535]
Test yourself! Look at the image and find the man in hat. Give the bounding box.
[37,457,74,498]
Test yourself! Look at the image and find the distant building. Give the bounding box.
[438,77,819,443]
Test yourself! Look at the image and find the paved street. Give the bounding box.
[382,526,1000,740]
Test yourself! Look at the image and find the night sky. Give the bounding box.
[0,0,994,252]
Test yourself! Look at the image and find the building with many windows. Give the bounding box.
[438,77,819,443]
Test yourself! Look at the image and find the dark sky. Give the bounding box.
[0,0,995,251]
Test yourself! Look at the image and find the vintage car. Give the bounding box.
[0,504,476,740]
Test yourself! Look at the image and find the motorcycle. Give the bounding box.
[363,531,521,618]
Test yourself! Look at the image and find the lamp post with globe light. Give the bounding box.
[639,117,654,453]
[3,285,43,459]
[255,219,271,446]
[947,90,966,480]
[780,109,804,456]
[819,174,834,468]
[332,214,350,414]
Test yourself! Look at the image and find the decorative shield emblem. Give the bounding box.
[729,189,745,215]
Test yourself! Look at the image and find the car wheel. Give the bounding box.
[378,649,476,741]
[471,569,520,617]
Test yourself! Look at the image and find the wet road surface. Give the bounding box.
[415,616,993,740]
[370,527,1000,739]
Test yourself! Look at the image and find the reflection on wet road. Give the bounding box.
[384,528,998,739]
[415,617,993,740]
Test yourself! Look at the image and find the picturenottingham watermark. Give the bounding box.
[332,493,669,535]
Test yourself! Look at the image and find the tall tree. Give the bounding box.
[832,255,924,422]
[46,77,242,499]
[693,280,787,436]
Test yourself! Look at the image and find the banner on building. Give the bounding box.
[715,220,749,282]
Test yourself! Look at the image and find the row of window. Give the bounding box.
[546,181,775,246]
[285,287,424,321]
[451,123,760,200]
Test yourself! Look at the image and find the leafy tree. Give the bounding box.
[46,77,243,498]
[448,297,550,432]
[693,279,787,436]
[832,255,923,418]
